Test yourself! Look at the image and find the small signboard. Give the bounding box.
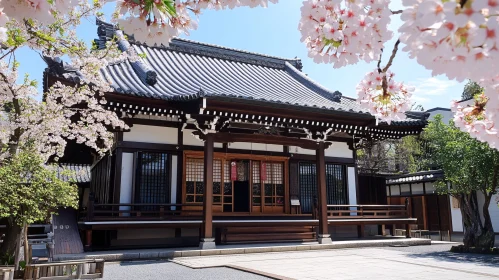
[290,199,300,206]
[261,161,267,181]
[231,161,237,181]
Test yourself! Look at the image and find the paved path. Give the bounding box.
[103,260,270,280]
[172,244,499,280]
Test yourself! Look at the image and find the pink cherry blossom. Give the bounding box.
[399,0,499,83]
[298,0,393,68]
[357,70,414,124]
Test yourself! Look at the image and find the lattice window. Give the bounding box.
[325,164,347,205]
[252,161,261,206]
[223,161,232,210]
[263,162,284,206]
[213,159,222,205]
[185,158,204,203]
[135,152,170,210]
[299,162,317,213]
[298,162,348,213]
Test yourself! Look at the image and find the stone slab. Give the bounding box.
[54,238,431,262]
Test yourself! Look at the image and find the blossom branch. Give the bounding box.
[391,10,403,14]
[383,39,400,73]
[377,49,383,73]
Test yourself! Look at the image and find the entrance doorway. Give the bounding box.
[233,160,250,212]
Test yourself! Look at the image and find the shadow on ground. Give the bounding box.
[406,250,499,268]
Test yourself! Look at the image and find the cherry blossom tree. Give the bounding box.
[0,0,132,258]
[3,0,499,256]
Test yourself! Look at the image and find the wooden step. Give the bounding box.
[225,232,316,242]
[224,226,315,234]
[219,226,317,244]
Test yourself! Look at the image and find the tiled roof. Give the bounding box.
[385,170,444,184]
[54,164,91,184]
[45,20,428,127]
[95,20,369,115]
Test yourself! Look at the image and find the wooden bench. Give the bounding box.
[0,266,14,280]
[23,259,104,280]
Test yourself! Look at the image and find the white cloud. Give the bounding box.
[411,77,458,97]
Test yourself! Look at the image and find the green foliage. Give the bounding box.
[0,253,14,265]
[424,114,499,197]
[0,148,78,226]
[462,80,483,100]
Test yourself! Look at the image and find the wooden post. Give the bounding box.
[316,142,331,244]
[405,198,412,238]
[200,133,216,249]
[87,193,95,221]
[85,230,92,251]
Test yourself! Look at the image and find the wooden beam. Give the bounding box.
[316,142,330,242]
[289,154,355,165]
[212,132,321,150]
[202,134,214,240]
[117,141,179,152]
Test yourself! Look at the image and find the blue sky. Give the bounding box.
[17,1,464,110]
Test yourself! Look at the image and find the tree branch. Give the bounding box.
[377,49,383,73]
[391,10,403,14]
[383,39,400,73]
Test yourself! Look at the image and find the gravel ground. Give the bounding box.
[103,260,271,280]
[102,243,499,280]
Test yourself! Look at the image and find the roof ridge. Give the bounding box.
[168,37,301,63]
[284,62,343,104]
[95,18,303,71]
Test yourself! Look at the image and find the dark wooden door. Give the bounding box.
[411,196,425,230]
[438,195,451,231]
[425,195,441,231]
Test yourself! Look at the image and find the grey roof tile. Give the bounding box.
[100,41,370,115]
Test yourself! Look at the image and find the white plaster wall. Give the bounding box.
[119,153,134,215]
[183,129,222,147]
[348,167,357,215]
[400,184,411,195]
[290,146,315,155]
[425,182,437,194]
[183,129,202,146]
[427,109,454,124]
[290,142,353,158]
[123,125,178,144]
[227,142,283,152]
[325,142,353,158]
[490,194,499,233]
[412,183,424,195]
[476,192,499,233]
[390,185,400,196]
[450,195,464,232]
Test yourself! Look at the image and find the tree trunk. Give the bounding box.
[480,193,495,248]
[459,191,495,248]
[0,222,21,259]
[23,223,29,264]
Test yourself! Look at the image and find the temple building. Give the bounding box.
[44,20,428,251]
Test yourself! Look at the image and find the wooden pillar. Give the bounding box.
[200,133,216,249]
[84,230,92,251]
[316,141,332,244]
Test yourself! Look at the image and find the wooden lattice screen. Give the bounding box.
[135,152,170,209]
[90,154,112,204]
[325,164,348,205]
[252,161,261,206]
[185,158,204,203]
[298,162,348,213]
[264,162,284,206]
